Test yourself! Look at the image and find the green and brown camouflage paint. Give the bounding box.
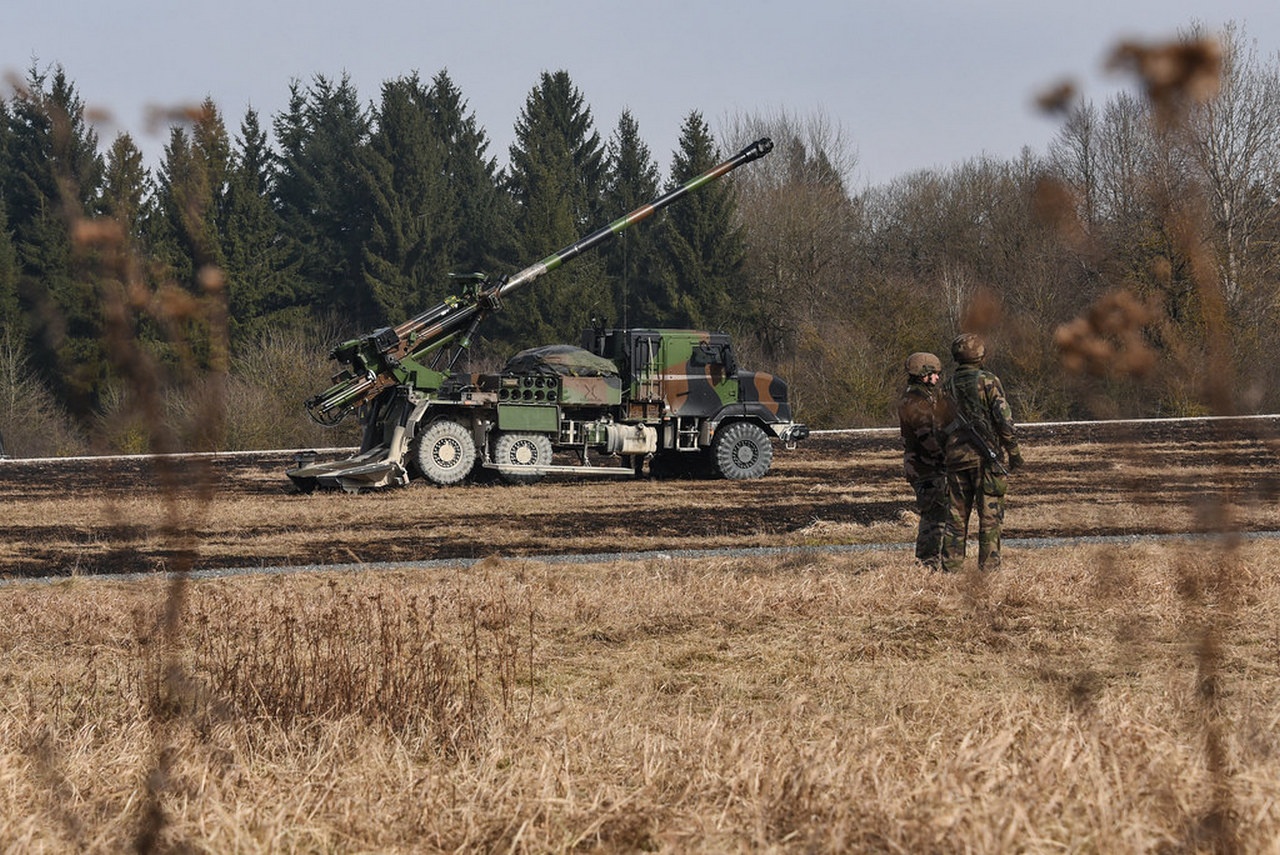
[585,328,793,429]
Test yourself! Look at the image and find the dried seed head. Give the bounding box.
[1107,36,1222,125]
[71,217,125,248]
[1035,79,1079,115]
[961,288,1002,332]
[144,103,211,134]
[197,265,226,293]
[1033,176,1089,250]
[1055,290,1159,378]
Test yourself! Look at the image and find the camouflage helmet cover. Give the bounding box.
[904,351,942,377]
[951,333,986,364]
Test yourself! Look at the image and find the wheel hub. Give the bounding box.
[434,440,459,466]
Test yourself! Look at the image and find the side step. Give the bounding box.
[484,462,636,478]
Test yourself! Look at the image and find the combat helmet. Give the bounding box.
[904,351,942,378]
[951,333,986,365]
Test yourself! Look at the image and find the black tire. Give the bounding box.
[493,432,553,484]
[412,420,477,486]
[711,422,773,480]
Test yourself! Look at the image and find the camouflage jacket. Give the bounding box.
[897,380,945,482]
[941,365,1020,471]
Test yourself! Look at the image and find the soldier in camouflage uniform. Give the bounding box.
[940,334,1024,572]
[897,351,947,569]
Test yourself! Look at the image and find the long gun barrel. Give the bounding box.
[307,136,774,424]
[491,135,774,304]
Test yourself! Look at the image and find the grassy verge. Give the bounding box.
[3,539,1277,852]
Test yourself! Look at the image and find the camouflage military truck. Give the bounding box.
[287,138,807,493]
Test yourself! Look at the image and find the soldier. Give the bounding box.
[940,333,1024,572]
[897,351,947,569]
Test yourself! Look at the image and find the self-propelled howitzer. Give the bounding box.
[288,136,809,492]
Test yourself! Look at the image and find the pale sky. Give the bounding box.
[5,1,1280,188]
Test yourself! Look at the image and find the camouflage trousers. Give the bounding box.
[909,475,948,567]
[941,467,1005,572]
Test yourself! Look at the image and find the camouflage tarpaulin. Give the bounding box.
[504,345,619,377]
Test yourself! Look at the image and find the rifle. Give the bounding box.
[945,408,1008,476]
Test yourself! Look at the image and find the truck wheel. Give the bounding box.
[412,420,477,486]
[712,422,773,480]
[493,432,553,484]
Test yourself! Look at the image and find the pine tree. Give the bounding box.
[359,73,450,323]
[0,96,11,211]
[151,98,230,285]
[0,205,19,340]
[98,131,151,354]
[220,108,303,341]
[496,70,606,350]
[0,99,13,336]
[273,75,373,328]
[358,71,514,328]
[100,133,151,244]
[143,99,235,379]
[423,70,514,286]
[2,65,106,415]
[654,112,747,330]
[602,110,661,328]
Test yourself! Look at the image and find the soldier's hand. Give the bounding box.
[1007,451,1025,472]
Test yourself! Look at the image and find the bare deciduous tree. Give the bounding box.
[0,329,86,456]
[1182,22,1280,316]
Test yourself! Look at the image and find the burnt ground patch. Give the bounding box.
[3,416,1279,578]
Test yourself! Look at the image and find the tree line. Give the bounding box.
[1,20,1277,457]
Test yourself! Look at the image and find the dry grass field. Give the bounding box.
[3,418,1280,852]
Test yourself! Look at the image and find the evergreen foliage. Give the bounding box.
[0,102,13,343]
[100,133,151,244]
[151,99,230,285]
[359,73,450,324]
[496,70,606,350]
[359,71,511,332]
[653,112,746,330]
[220,108,304,342]
[422,71,514,285]
[0,205,19,341]
[602,110,661,328]
[273,75,373,328]
[146,99,233,377]
[2,65,106,415]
